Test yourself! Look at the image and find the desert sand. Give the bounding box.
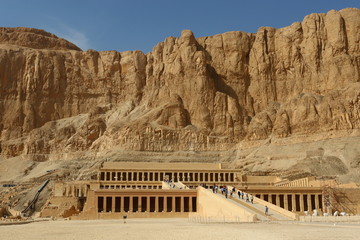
[1,218,360,240]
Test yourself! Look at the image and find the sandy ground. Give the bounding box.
[0,218,360,240]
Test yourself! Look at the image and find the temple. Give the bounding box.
[40,162,360,221]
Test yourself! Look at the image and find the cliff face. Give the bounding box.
[0,9,359,168]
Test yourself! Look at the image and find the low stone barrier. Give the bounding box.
[188,213,253,223]
[300,215,360,222]
[226,186,298,220]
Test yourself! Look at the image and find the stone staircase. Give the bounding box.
[209,186,297,221]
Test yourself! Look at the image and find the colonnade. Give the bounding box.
[97,195,197,213]
[61,184,88,197]
[100,184,162,190]
[276,178,311,187]
[99,171,236,183]
[256,193,323,212]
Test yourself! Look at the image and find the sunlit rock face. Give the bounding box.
[0,9,359,181]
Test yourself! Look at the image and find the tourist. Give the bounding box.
[246,193,249,202]
[225,188,228,198]
[237,190,241,199]
[215,185,218,193]
[265,206,269,216]
[250,195,254,204]
[241,192,244,199]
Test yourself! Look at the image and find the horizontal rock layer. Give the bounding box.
[0,8,359,160]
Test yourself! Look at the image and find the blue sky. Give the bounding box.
[1,0,359,53]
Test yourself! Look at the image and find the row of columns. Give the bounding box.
[100,171,236,183]
[64,184,88,197]
[97,195,197,213]
[258,193,322,212]
[284,178,309,187]
[100,184,162,190]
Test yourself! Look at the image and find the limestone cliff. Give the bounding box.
[0,9,360,181]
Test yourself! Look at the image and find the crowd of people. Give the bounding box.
[212,185,254,204]
[212,184,270,215]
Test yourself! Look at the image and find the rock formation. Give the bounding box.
[0,8,359,182]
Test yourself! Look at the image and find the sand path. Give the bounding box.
[1,218,360,240]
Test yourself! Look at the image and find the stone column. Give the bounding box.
[292,194,296,212]
[147,197,150,212]
[189,197,193,212]
[181,197,184,212]
[129,196,133,212]
[112,197,115,212]
[315,194,320,210]
[276,194,280,207]
[300,194,304,212]
[103,196,106,212]
[155,196,159,212]
[284,194,289,210]
[268,194,273,204]
[138,196,142,212]
[172,196,176,212]
[307,194,312,212]
[121,197,124,212]
[171,172,175,182]
[163,196,167,212]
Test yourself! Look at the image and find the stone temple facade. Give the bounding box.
[40,162,360,221]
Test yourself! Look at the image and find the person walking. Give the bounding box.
[237,190,241,199]
[265,206,269,216]
[250,195,254,204]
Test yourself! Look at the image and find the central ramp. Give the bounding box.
[190,187,256,223]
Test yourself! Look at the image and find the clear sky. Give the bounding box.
[1,0,359,53]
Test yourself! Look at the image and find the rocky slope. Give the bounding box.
[0,8,359,182]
